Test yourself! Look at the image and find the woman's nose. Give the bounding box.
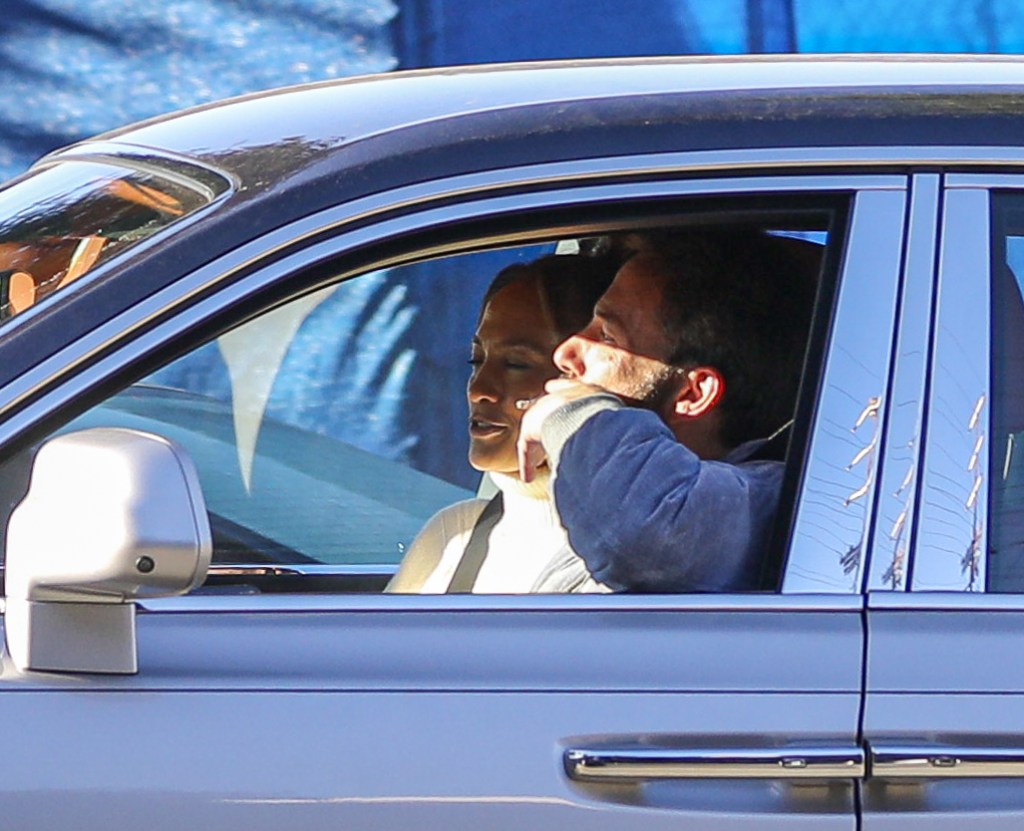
[554,336,586,379]
[468,365,500,402]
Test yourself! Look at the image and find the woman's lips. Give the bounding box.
[469,416,508,438]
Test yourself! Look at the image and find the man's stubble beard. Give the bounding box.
[619,362,685,418]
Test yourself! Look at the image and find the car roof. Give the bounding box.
[45,54,1024,198]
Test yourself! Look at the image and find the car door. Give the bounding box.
[0,163,904,830]
[862,174,1024,829]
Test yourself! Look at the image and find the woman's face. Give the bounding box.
[467,277,563,475]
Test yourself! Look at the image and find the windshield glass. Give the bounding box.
[0,160,214,323]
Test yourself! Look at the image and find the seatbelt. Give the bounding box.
[747,420,793,462]
[447,493,504,592]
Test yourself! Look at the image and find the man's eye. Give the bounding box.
[600,329,616,345]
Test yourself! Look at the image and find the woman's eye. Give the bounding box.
[467,356,482,366]
[600,330,616,345]
[506,360,535,371]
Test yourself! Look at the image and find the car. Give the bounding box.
[0,52,1023,828]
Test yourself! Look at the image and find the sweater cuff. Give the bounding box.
[540,393,623,472]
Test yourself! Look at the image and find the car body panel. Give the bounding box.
[864,595,1024,829]
[0,598,862,830]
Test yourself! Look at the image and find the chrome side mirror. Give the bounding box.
[4,428,211,673]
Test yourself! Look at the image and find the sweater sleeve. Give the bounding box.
[542,401,783,593]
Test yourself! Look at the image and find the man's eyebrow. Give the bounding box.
[594,303,626,332]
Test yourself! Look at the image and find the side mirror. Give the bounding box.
[4,427,212,673]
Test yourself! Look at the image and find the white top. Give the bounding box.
[403,470,568,594]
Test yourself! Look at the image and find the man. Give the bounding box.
[518,229,818,593]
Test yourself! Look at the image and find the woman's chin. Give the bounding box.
[468,451,519,477]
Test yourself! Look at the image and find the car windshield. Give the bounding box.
[0,160,214,323]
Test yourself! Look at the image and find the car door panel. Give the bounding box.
[862,180,1024,829]
[863,598,1024,829]
[0,692,860,830]
[0,600,862,829]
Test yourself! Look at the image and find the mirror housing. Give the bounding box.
[4,428,211,673]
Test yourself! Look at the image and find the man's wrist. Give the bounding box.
[540,393,623,472]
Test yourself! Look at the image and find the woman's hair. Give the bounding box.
[481,251,621,339]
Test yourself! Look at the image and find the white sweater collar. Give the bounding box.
[488,468,552,502]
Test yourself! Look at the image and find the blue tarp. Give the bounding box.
[0,0,397,180]
[13,1,1024,186]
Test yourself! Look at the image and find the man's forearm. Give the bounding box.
[546,406,779,592]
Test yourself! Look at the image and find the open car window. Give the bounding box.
[62,250,537,570]
[0,203,843,594]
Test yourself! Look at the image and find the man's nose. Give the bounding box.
[554,336,586,379]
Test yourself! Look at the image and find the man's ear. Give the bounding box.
[672,367,724,419]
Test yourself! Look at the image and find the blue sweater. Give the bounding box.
[539,395,783,593]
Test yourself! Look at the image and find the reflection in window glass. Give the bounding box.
[911,191,991,592]
[0,161,213,322]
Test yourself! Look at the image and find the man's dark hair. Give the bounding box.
[639,228,820,448]
[482,251,621,339]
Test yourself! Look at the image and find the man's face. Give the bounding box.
[553,253,683,414]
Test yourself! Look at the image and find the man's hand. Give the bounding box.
[517,378,610,482]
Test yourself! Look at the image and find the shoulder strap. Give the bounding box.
[745,421,793,463]
[447,492,504,593]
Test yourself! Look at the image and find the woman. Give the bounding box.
[388,252,618,593]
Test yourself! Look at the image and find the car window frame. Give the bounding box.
[897,175,1010,594]
[781,182,910,593]
[881,173,1024,599]
[0,164,905,604]
[862,173,943,592]
[905,175,1024,599]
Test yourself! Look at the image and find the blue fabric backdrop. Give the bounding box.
[0,0,397,179]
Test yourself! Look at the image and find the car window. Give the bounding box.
[0,160,217,323]
[1,208,841,593]
[987,195,1024,591]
